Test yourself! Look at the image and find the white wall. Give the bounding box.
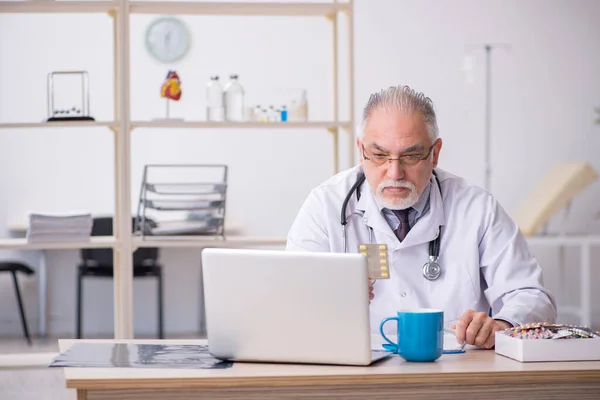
[1,0,599,338]
[354,0,600,327]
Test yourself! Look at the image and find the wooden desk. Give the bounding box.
[59,339,600,400]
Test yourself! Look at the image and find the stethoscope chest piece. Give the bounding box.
[422,256,441,281]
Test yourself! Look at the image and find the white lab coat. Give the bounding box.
[286,166,557,334]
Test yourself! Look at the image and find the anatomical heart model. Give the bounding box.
[160,70,182,119]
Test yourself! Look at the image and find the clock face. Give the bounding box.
[145,17,191,63]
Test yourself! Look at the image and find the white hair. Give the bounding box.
[357,85,439,142]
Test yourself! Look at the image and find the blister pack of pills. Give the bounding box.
[358,244,390,280]
[500,322,600,340]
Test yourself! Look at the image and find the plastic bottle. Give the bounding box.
[280,105,288,122]
[268,105,277,122]
[289,90,308,122]
[253,105,263,121]
[206,76,224,121]
[223,74,245,122]
[260,107,269,122]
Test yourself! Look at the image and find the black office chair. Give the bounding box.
[0,262,34,345]
[76,217,164,339]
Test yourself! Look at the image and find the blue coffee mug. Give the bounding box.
[379,309,444,362]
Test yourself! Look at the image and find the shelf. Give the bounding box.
[129,1,350,17]
[0,235,285,249]
[0,1,117,14]
[525,235,600,246]
[0,121,118,129]
[0,120,350,130]
[0,1,350,16]
[131,121,350,130]
[133,235,286,248]
[0,236,117,250]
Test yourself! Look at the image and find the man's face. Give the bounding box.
[357,109,442,210]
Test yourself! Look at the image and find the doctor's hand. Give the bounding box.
[452,310,512,349]
[368,280,374,302]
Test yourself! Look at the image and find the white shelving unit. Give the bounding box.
[0,0,354,340]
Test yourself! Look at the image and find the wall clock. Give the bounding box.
[145,17,191,63]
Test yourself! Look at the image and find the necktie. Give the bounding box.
[392,209,411,242]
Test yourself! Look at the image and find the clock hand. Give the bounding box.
[165,30,171,48]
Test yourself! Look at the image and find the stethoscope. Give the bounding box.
[340,170,443,281]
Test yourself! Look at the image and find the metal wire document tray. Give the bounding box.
[135,164,228,238]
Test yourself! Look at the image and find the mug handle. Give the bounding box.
[379,317,399,353]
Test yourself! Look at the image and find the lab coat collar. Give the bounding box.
[356,171,446,249]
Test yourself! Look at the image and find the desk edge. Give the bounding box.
[65,369,600,390]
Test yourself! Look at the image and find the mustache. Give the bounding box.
[377,180,416,193]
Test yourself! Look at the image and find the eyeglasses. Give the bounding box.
[361,141,437,167]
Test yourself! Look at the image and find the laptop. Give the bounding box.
[201,248,391,366]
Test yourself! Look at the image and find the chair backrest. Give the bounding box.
[81,217,158,266]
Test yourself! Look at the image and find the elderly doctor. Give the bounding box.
[286,85,556,349]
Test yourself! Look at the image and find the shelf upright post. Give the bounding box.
[109,6,119,226]
[346,0,355,168]
[328,5,340,174]
[114,0,134,339]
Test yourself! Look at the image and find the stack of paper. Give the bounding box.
[26,212,93,243]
